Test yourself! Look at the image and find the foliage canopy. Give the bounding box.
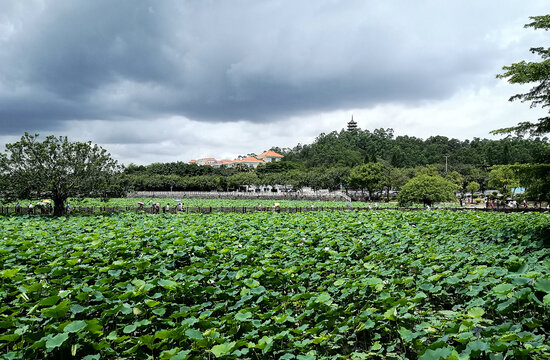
[0,133,121,216]
[488,165,521,196]
[348,162,384,199]
[495,15,550,136]
[397,175,458,206]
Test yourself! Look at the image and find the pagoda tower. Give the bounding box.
[347,115,358,131]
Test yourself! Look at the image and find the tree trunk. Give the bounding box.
[53,198,66,217]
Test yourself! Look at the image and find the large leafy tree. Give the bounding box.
[0,133,121,216]
[466,181,481,195]
[488,165,520,196]
[511,163,550,204]
[494,15,550,136]
[445,171,465,193]
[378,162,409,201]
[324,166,351,191]
[228,172,259,190]
[397,175,457,206]
[348,162,384,200]
[493,15,550,203]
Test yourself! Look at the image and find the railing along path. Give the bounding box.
[1,205,547,216]
[127,191,352,202]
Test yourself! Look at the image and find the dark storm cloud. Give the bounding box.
[0,0,546,135]
[15,2,173,96]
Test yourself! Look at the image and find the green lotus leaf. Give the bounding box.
[64,320,87,333]
[39,295,61,306]
[185,329,203,340]
[235,311,252,321]
[158,279,178,290]
[492,283,515,294]
[123,324,137,334]
[41,301,70,318]
[467,307,485,318]
[534,278,550,293]
[45,333,69,350]
[419,346,454,360]
[210,341,236,357]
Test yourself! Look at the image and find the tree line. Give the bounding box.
[119,130,549,204]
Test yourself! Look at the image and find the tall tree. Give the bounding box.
[493,16,550,203]
[510,163,550,204]
[488,165,520,196]
[466,181,480,195]
[445,171,465,193]
[0,133,121,216]
[379,162,404,201]
[324,166,351,191]
[494,15,550,136]
[228,172,259,190]
[349,162,384,200]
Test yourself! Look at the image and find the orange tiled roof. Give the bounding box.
[257,150,283,158]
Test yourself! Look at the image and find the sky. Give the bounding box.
[0,1,548,165]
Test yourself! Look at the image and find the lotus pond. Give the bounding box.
[0,210,548,359]
[1,197,460,209]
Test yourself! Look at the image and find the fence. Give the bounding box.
[127,191,351,202]
[1,205,547,216]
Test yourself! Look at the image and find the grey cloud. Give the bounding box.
[0,0,547,135]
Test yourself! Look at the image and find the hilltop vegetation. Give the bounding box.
[281,130,547,168]
[121,131,549,203]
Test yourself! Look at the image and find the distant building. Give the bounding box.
[195,158,217,165]
[257,150,284,163]
[233,156,265,168]
[347,115,358,132]
[189,150,284,168]
[209,159,234,168]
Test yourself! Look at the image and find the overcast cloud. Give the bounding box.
[0,0,548,165]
